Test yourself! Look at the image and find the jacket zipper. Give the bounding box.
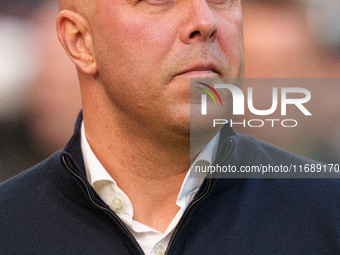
[62,138,234,255]
[61,155,145,255]
[164,139,234,255]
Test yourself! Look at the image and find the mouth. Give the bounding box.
[175,63,220,79]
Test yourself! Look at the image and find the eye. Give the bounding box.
[141,0,173,6]
[209,0,238,6]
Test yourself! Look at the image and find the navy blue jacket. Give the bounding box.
[1,113,340,255]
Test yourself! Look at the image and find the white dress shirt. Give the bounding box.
[80,121,219,255]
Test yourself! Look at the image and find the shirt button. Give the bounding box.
[111,197,123,211]
[155,244,165,255]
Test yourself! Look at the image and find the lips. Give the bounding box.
[176,63,220,78]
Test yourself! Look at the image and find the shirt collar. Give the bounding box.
[81,120,219,209]
[81,121,115,186]
[176,132,220,204]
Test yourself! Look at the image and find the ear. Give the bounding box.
[56,10,97,75]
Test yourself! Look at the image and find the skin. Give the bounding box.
[57,0,244,232]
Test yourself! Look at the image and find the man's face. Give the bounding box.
[88,0,244,138]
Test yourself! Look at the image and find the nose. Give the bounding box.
[179,0,218,44]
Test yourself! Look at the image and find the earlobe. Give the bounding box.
[56,10,97,75]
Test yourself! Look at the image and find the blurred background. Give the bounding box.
[0,0,81,181]
[239,0,340,164]
[0,0,339,182]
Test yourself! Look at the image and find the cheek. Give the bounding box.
[91,13,179,107]
[104,11,174,62]
[94,13,177,86]
[217,12,245,64]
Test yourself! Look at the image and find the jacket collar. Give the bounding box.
[63,111,86,175]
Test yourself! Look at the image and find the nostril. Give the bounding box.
[189,31,201,39]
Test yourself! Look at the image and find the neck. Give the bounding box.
[84,110,191,179]
[85,114,191,232]
[80,79,215,232]
[81,97,194,232]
